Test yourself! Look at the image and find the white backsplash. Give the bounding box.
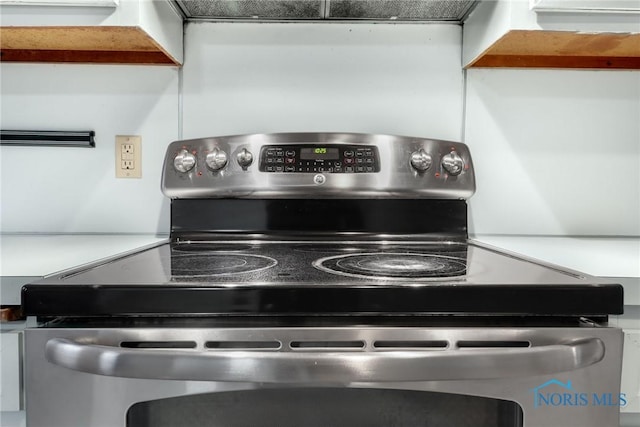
[0,64,179,233]
[181,23,465,141]
[465,68,640,236]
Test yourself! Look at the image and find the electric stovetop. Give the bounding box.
[22,133,625,319]
[22,239,623,317]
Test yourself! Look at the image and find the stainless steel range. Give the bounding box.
[23,133,624,427]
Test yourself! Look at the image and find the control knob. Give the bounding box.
[410,149,432,172]
[205,147,228,171]
[441,151,464,176]
[173,149,196,173]
[237,148,253,169]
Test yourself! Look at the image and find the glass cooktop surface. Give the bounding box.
[43,240,591,286]
[23,240,623,317]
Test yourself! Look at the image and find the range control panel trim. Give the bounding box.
[161,132,475,199]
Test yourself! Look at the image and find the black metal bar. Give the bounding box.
[21,283,624,317]
[0,130,95,147]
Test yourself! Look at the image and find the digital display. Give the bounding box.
[260,144,379,174]
[300,147,339,160]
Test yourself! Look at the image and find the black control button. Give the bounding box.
[356,151,364,157]
[285,157,295,164]
[334,161,341,167]
[366,166,373,172]
[356,166,365,172]
[285,150,295,157]
[345,166,354,173]
[276,158,284,163]
[365,151,373,156]
[276,151,284,157]
[356,158,364,164]
[276,166,284,172]
[344,158,355,165]
[335,167,342,172]
[266,166,275,172]
[285,166,295,172]
[365,158,373,164]
[344,150,354,157]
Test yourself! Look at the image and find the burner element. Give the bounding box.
[171,253,277,278]
[313,252,466,281]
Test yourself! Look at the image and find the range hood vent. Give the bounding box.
[173,0,478,22]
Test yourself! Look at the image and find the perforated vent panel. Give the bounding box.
[177,0,324,19]
[175,0,478,21]
[329,0,476,20]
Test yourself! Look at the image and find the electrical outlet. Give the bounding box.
[116,135,141,178]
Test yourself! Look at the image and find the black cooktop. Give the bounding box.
[22,240,623,317]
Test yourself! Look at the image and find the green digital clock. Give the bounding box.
[301,147,339,160]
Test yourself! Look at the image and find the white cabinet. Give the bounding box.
[531,0,640,13]
[0,0,116,6]
[621,329,640,413]
[615,309,640,416]
[463,0,640,69]
[0,0,183,65]
[0,329,23,412]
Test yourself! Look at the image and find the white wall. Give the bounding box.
[0,64,179,234]
[182,23,464,141]
[465,68,640,236]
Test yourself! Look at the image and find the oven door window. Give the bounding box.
[127,388,523,427]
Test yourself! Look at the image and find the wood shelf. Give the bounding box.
[467,30,640,69]
[0,26,180,65]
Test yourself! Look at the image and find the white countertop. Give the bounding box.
[0,234,167,277]
[471,235,640,278]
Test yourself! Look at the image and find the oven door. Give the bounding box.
[25,326,623,427]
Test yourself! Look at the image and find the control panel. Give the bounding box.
[259,145,380,174]
[161,132,475,199]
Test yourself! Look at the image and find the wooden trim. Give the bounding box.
[1,48,177,64]
[135,27,182,66]
[0,307,23,322]
[0,26,180,65]
[471,55,640,69]
[467,30,640,70]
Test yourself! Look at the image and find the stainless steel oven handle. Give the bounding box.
[45,338,604,383]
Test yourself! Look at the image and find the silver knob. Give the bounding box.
[205,148,228,171]
[173,149,196,173]
[441,151,464,176]
[410,149,432,172]
[237,148,253,168]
